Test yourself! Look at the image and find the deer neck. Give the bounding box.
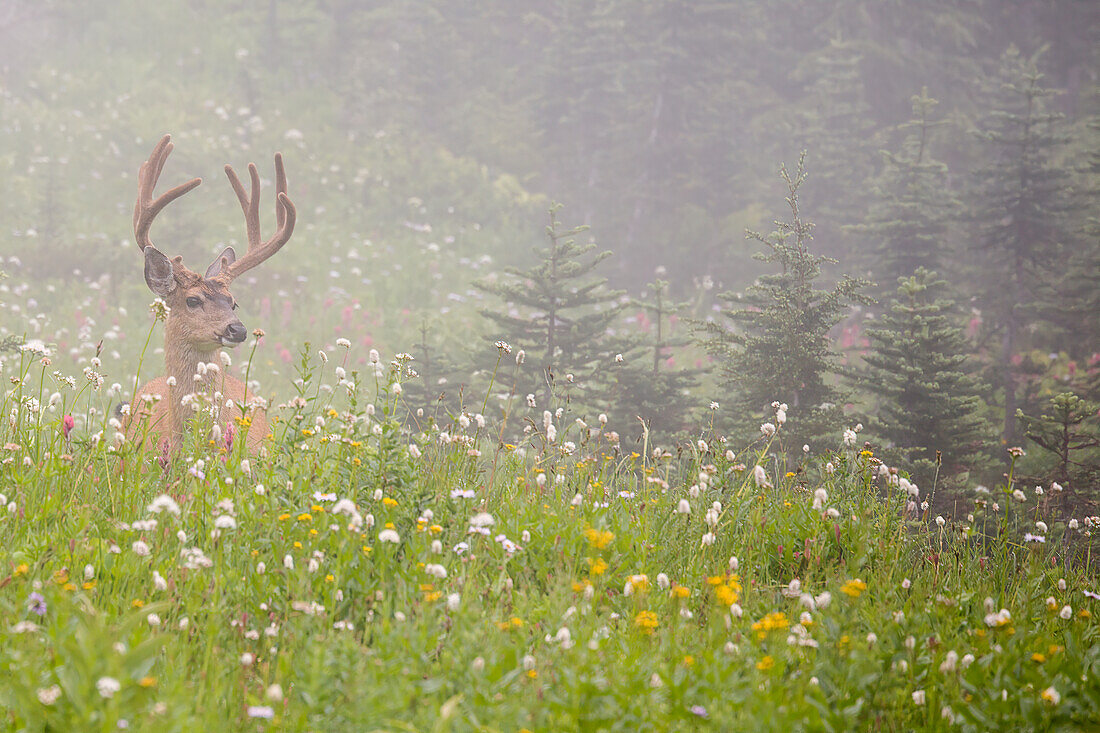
[163,320,223,442]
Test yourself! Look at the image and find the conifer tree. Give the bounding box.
[862,268,993,487]
[604,279,700,440]
[851,88,959,300]
[1017,392,1100,496]
[698,154,870,451]
[968,46,1074,445]
[476,204,626,417]
[401,320,469,421]
[793,37,878,261]
[1052,111,1100,389]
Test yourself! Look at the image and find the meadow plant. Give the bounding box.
[0,336,1097,730]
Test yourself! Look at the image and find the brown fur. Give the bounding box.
[122,134,295,456]
[125,279,269,454]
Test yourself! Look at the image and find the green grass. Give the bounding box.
[1,347,1099,732]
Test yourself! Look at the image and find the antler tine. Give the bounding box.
[133,134,202,253]
[274,153,287,231]
[224,162,262,248]
[222,153,297,281]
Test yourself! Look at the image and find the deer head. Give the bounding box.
[134,134,296,355]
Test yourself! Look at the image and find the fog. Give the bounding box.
[0,1,1097,483]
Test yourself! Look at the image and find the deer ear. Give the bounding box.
[204,246,237,279]
[144,247,176,296]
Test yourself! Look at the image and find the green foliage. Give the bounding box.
[791,36,878,261]
[1017,391,1100,493]
[699,155,870,451]
[1,351,1099,730]
[476,205,627,418]
[603,279,701,441]
[861,268,994,488]
[967,45,1078,444]
[851,88,959,298]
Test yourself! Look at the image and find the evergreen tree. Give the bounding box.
[476,204,627,418]
[862,268,993,488]
[605,278,700,441]
[1017,392,1100,498]
[1052,110,1100,390]
[968,45,1074,445]
[851,88,959,300]
[401,319,470,422]
[698,154,870,451]
[792,36,878,262]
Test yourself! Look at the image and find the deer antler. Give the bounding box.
[133,134,203,253]
[221,153,297,280]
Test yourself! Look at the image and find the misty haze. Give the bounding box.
[0,2,1097,730]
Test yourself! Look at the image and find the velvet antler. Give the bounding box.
[133,134,203,253]
[221,153,297,281]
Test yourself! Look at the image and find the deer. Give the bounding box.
[123,134,296,456]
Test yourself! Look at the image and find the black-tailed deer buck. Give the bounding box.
[123,134,296,455]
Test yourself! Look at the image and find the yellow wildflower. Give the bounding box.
[751,612,789,639]
[840,579,868,598]
[587,558,608,576]
[634,610,659,634]
[715,584,739,606]
[584,527,614,550]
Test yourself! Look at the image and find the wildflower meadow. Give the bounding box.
[2,3,1099,730]
[1,335,1098,731]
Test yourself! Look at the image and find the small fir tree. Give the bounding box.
[605,278,701,441]
[862,268,993,488]
[850,88,959,300]
[401,319,469,422]
[1017,392,1100,498]
[698,154,870,451]
[476,204,626,419]
[968,45,1075,445]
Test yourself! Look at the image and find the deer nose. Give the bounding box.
[224,321,247,343]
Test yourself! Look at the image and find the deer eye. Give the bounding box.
[186,296,203,308]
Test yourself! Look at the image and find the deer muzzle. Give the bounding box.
[222,321,247,344]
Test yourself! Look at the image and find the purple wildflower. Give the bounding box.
[27,592,46,616]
